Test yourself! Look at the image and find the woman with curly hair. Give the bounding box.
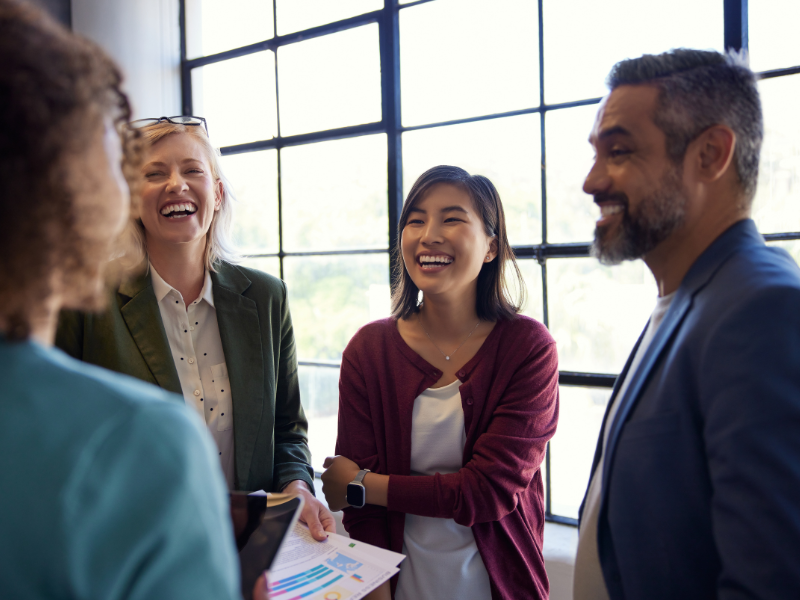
[0,1,267,597]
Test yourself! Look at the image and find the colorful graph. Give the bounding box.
[270,564,344,600]
[315,585,352,600]
[326,553,363,574]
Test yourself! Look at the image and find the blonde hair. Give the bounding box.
[120,122,239,272]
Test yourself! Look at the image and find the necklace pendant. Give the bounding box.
[445,356,450,361]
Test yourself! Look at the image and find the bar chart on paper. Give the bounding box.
[269,524,404,600]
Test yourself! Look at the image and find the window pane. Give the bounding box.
[281,135,388,252]
[185,0,274,59]
[276,0,381,35]
[749,0,800,72]
[403,115,542,246]
[300,365,340,472]
[191,52,278,148]
[284,253,391,361]
[220,150,279,255]
[546,104,600,243]
[400,0,539,127]
[767,240,800,268]
[550,386,610,519]
[752,75,800,235]
[548,257,657,373]
[278,25,381,136]
[516,259,544,323]
[543,0,723,104]
[239,256,281,278]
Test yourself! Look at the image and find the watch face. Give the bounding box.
[346,483,366,508]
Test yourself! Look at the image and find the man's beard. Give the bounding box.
[591,166,688,265]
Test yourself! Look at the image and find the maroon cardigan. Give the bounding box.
[335,315,559,599]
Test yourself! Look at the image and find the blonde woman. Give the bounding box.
[57,117,333,539]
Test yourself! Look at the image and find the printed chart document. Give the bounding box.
[269,522,404,600]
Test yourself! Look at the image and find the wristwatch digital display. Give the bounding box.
[346,469,371,508]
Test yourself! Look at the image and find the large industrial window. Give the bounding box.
[182,0,800,524]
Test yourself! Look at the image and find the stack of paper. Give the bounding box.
[269,523,405,600]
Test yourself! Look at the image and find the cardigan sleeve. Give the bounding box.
[387,338,559,527]
[336,349,392,550]
[272,281,315,493]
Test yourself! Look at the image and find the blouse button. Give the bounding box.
[188,358,195,364]
[189,326,195,331]
[457,370,466,378]
[193,390,200,396]
[466,397,474,406]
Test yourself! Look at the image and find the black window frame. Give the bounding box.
[180,0,800,526]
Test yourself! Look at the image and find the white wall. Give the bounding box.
[72,0,181,119]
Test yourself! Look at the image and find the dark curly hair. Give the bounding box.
[0,0,140,340]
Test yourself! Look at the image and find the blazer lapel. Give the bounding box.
[118,269,182,395]
[600,219,764,488]
[601,291,693,485]
[578,327,646,523]
[211,264,264,490]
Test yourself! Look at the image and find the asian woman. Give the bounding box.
[322,165,559,599]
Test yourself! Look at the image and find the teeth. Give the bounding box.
[419,255,453,264]
[600,204,624,217]
[160,202,198,216]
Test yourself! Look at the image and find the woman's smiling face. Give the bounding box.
[139,132,221,248]
[401,183,497,302]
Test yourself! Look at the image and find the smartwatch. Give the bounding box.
[346,469,371,508]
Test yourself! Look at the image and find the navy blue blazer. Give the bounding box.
[580,219,800,599]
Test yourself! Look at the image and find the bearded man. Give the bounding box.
[574,49,800,600]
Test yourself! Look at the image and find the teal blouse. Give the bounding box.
[0,337,240,599]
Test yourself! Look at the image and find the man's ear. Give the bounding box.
[690,124,736,184]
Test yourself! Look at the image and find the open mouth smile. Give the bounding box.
[160,202,198,219]
[596,202,625,227]
[418,254,454,271]
[600,204,623,218]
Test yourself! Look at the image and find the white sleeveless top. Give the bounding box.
[395,379,492,600]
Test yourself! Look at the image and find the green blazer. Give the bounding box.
[56,261,314,493]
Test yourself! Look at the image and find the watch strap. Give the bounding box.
[352,468,370,484]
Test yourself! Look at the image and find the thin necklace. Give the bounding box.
[419,310,480,361]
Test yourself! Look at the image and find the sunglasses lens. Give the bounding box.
[172,116,203,125]
[128,118,159,129]
[127,116,207,133]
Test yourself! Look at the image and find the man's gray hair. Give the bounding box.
[607,48,763,203]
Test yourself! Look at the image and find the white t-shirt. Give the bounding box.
[395,378,492,600]
[573,291,676,600]
[150,265,235,489]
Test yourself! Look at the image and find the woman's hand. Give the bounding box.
[253,572,271,600]
[281,480,337,541]
[321,455,361,511]
[363,581,391,600]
